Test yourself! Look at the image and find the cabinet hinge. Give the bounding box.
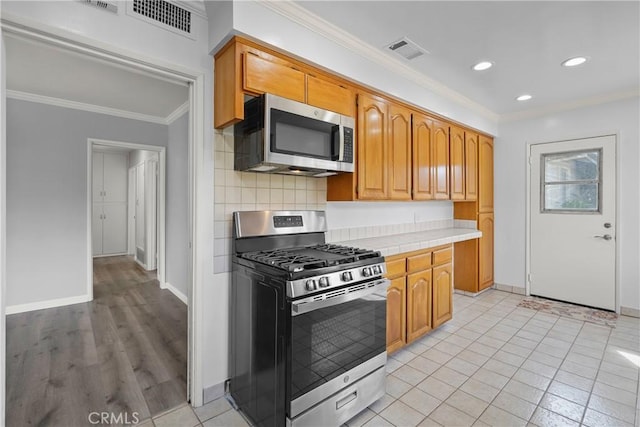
[355,94,359,107]
[527,273,532,284]
[355,185,359,197]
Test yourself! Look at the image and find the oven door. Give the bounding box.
[288,278,389,419]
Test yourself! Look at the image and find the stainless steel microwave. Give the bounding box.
[234,93,355,177]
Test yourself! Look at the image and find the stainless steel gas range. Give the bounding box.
[229,210,389,427]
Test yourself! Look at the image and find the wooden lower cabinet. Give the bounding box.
[478,213,495,291]
[407,269,432,343]
[385,244,453,353]
[433,264,453,327]
[386,277,407,354]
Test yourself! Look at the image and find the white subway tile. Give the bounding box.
[214,153,225,170]
[283,189,295,203]
[295,176,307,189]
[283,203,296,210]
[224,134,235,153]
[240,172,256,188]
[214,135,225,153]
[269,202,283,210]
[316,190,326,204]
[214,169,226,187]
[317,178,327,190]
[256,174,271,188]
[214,204,226,221]
[283,176,296,189]
[214,187,226,203]
[257,189,270,204]
[225,187,241,204]
[241,188,257,203]
[270,174,283,188]
[214,221,226,238]
[307,178,317,190]
[270,188,284,203]
[224,152,235,170]
[256,203,270,210]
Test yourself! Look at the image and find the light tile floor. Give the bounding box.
[147,290,640,427]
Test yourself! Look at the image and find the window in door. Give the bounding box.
[541,149,601,213]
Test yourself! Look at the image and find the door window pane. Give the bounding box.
[542,149,601,213]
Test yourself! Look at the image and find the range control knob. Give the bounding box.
[372,265,382,275]
[319,277,330,288]
[362,267,372,277]
[305,279,317,291]
[341,271,353,282]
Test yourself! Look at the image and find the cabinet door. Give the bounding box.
[306,75,354,117]
[243,52,305,102]
[450,125,465,200]
[357,93,388,200]
[465,132,478,201]
[388,103,412,200]
[433,120,450,200]
[103,153,128,203]
[386,276,406,354]
[102,203,128,255]
[412,114,434,200]
[93,153,104,202]
[407,269,432,343]
[478,136,494,212]
[433,264,453,328]
[478,213,494,290]
[92,204,103,256]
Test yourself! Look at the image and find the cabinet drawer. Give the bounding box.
[407,253,432,272]
[386,258,406,277]
[433,247,453,265]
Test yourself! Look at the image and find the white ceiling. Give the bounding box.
[295,1,640,117]
[5,35,189,122]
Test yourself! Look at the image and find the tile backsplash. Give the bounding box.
[213,130,327,273]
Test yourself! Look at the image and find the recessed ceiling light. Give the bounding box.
[516,94,532,101]
[562,56,588,67]
[472,61,493,71]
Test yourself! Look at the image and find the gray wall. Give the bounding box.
[6,99,168,307]
[166,112,189,296]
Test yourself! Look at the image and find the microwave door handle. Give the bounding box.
[291,279,390,316]
[331,125,344,162]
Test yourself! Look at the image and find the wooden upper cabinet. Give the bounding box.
[386,276,407,354]
[388,104,412,200]
[407,269,433,343]
[306,75,355,117]
[214,41,243,129]
[412,113,434,200]
[243,52,305,102]
[433,121,450,200]
[464,132,478,201]
[478,212,494,290]
[357,93,388,200]
[478,136,494,212]
[450,125,465,200]
[432,263,453,328]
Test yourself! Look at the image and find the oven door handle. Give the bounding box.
[291,279,389,316]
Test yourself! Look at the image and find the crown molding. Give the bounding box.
[5,90,186,125]
[499,89,640,123]
[166,101,190,124]
[258,0,500,123]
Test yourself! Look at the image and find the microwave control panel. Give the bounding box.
[343,128,354,163]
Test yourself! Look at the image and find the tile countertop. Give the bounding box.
[335,227,482,257]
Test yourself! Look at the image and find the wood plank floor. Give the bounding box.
[6,256,188,426]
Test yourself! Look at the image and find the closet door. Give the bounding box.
[103,153,128,202]
[92,205,103,255]
[102,204,128,255]
[93,153,104,202]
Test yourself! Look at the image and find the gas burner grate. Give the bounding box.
[240,244,382,273]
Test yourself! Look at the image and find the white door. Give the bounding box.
[146,160,158,270]
[103,153,128,202]
[102,203,128,254]
[530,135,616,310]
[93,153,104,202]
[135,163,146,262]
[92,204,103,256]
[128,167,136,255]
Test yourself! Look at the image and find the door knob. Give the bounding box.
[593,234,612,241]
[604,223,612,228]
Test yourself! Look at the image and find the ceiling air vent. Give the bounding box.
[128,0,194,39]
[79,0,118,14]
[387,37,429,60]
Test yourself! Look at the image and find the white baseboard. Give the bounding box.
[161,282,188,305]
[203,381,226,404]
[620,306,640,318]
[6,294,92,315]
